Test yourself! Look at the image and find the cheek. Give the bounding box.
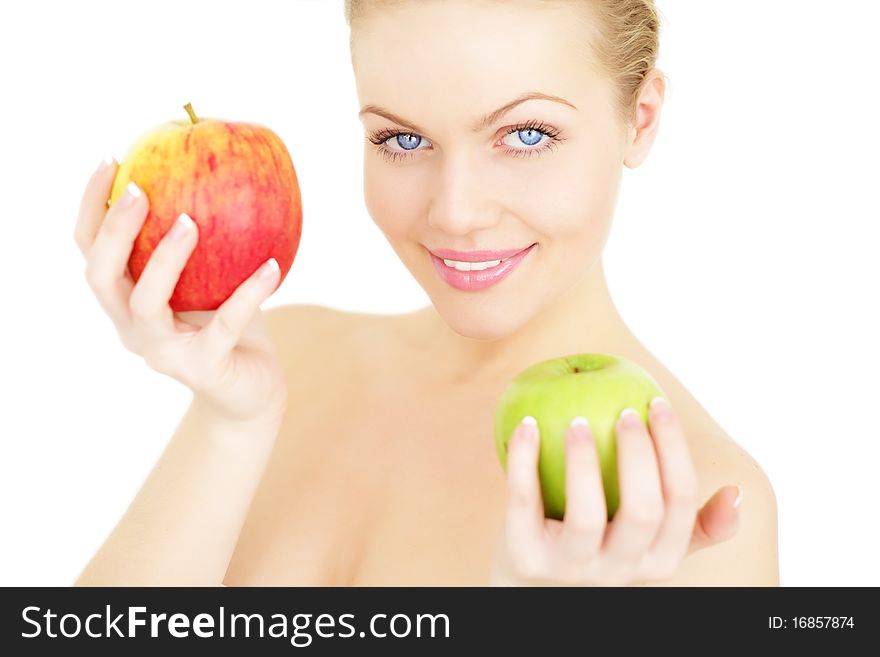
[363,159,424,237]
[524,148,622,240]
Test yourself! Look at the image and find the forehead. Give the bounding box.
[351,0,608,126]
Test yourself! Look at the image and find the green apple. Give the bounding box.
[494,353,667,521]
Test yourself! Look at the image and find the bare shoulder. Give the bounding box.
[669,428,780,586]
[626,348,780,586]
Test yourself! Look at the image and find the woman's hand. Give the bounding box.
[490,397,741,586]
[73,158,289,426]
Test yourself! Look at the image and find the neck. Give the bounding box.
[415,256,641,386]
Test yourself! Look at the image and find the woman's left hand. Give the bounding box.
[489,398,741,586]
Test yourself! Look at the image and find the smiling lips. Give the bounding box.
[428,244,535,262]
[428,243,537,292]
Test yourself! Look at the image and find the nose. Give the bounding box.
[426,151,500,236]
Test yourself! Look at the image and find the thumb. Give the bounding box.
[687,485,742,554]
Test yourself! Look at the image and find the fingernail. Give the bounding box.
[650,396,670,419]
[96,155,115,174]
[568,416,589,444]
[519,416,538,443]
[167,213,194,241]
[619,407,639,425]
[258,257,280,280]
[117,181,141,210]
[733,486,743,509]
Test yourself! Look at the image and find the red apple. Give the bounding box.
[109,103,303,311]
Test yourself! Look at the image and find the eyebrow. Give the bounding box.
[358,91,578,134]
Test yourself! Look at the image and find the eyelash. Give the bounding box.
[367,119,566,163]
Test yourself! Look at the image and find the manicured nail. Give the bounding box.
[117,181,141,210]
[568,416,590,445]
[650,396,667,409]
[619,407,639,425]
[519,416,538,444]
[733,486,743,509]
[96,155,115,174]
[258,257,280,280]
[650,396,671,420]
[167,213,194,241]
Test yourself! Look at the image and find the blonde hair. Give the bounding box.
[343,0,663,129]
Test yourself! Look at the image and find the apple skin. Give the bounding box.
[109,104,303,311]
[494,353,667,521]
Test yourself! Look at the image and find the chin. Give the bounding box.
[431,295,530,342]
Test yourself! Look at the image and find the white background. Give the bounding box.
[1,0,877,587]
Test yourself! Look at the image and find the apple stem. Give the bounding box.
[183,102,200,124]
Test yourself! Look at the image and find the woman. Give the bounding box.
[72,0,779,586]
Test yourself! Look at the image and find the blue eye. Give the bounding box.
[368,119,565,162]
[511,128,544,147]
[394,133,423,150]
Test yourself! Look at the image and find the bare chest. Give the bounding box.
[226,372,511,586]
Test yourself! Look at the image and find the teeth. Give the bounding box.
[442,258,503,271]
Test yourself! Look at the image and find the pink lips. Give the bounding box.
[429,245,533,262]
[429,242,537,292]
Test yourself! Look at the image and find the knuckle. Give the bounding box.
[145,242,178,272]
[128,292,150,322]
[128,292,155,323]
[565,514,604,536]
[509,487,535,510]
[619,503,663,529]
[101,212,126,240]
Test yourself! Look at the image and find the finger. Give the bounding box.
[193,257,281,358]
[84,180,148,328]
[128,213,198,339]
[74,156,117,257]
[641,397,699,572]
[555,416,607,564]
[502,416,547,578]
[688,485,741,554]
[601,408,664,565]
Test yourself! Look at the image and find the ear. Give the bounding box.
[623,70,666,169]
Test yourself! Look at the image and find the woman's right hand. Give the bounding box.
[73,157,289,426]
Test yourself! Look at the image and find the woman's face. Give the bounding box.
[352,0,634,341]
